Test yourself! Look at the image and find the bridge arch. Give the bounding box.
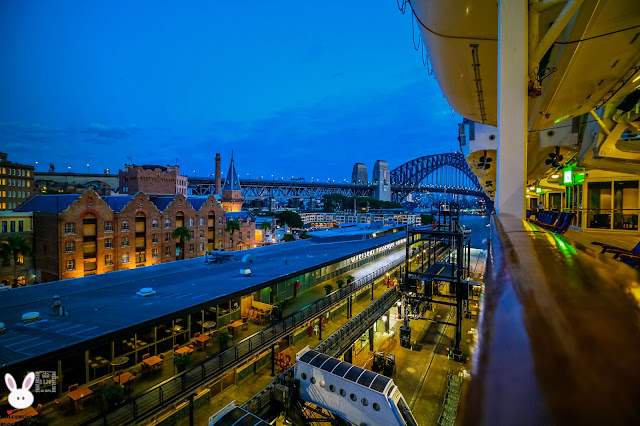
[390,153,481,188]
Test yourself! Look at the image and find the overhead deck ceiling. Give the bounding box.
[411,0,640,130]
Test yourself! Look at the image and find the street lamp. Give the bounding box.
[87,163,90,173]
[35,161,38,172]
[68,166,71,173]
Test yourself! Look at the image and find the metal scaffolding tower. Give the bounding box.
[400,202,471,361]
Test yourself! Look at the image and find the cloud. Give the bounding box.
[84,122,138,139]
[0,122,70,142]
[198,80,460,179]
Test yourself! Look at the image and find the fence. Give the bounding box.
[85,253,406,425]
[437,372,462,426]
[242,287,401,418]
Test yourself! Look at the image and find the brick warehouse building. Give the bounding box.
[16,189,256,283]
[118,164,188,195]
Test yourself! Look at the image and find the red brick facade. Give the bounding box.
[35,190,255,282]
[118,164,188,195]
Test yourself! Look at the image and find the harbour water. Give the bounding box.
[459,215,490,249]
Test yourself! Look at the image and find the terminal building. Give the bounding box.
[300,209,421,228]
[0,226,408,425]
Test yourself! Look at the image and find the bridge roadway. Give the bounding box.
[189,178,484,200]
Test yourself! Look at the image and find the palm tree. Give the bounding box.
[171,226,191,260]
[0,235,32,287]
[225,219,240,250]
[259,221,272,242]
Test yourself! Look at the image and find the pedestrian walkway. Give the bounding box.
[174,278,395,426]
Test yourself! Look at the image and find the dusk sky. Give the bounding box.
[0,1,460,182]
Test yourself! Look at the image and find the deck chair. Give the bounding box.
[592,240,640,268]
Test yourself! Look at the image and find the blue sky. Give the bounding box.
[0,1,459,181]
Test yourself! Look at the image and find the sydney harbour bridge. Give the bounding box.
[189,153,487,203]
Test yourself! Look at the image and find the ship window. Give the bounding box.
[310,377,316,384]
[300,373,306,380]
[319,380,325,388]
[329,384,336,392]
[350,393,357,401]
[340,389,346,397]
[373,403,380,411]
[361,398,368,407]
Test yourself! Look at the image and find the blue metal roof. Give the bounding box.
[15,194,81,213]
[222,153,242,191]
[187,197,207,211]
[149,196,174,211]
[226,211,252,222]
[102,196,134,212]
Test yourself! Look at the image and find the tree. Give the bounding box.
[0,235,32,287]
[420,214,435,225]
[299,230,311,239]
[282,234,295,242]
[276,211,304,229]
[225,219,241,249]
[171,226,191,260]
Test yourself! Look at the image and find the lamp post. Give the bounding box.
[87,163,90,173]
[35,161,38,172]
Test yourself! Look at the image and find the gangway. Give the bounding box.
[290,347,419,426]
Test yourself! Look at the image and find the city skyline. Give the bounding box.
[0,1,459,181]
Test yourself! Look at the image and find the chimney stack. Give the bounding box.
[215,153,222,195]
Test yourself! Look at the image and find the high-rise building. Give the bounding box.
[118,164,188,195]
[373,160,391,202]
[351,163,368,185]
[0,152,35,210]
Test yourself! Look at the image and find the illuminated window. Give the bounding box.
[104,254,113,265]
[66,259,75,271]
[65,242,75,253]
[122,237,129,247]
[152,249,159,258]
[104,238,113,249]
[17,254,24,265]
[16,276,26,285]
[122,253,130,263]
